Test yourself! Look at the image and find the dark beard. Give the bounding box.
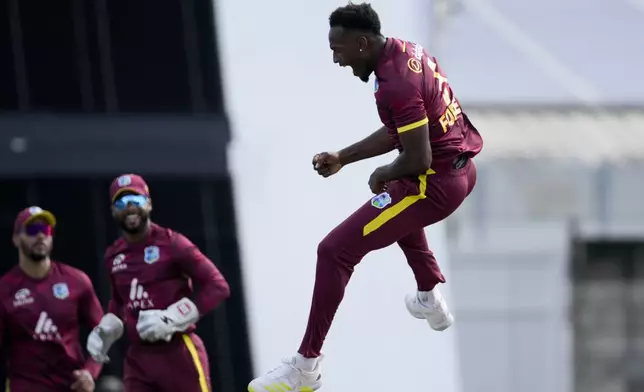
[30,252,47,262]
[21,243,48,261]
[119,216,149,234]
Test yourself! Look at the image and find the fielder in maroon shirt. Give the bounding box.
[0,207,103,392]
[249,3,483,392]
[86,174,230,392]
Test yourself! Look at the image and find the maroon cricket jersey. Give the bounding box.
[104,223,229,345]
[0,262,103,392]
[374,38,483,170]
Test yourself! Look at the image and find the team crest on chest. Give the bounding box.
[144,246,160,264]
[52,283,70,300]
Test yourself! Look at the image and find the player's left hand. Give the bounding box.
[136,309,175,342]
[368,167,388,194]
[71,369,95,392]
[136,297,200,342]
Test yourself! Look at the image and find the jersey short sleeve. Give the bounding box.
[377,70,428,134]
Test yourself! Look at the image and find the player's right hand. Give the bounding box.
[71,370,95,392]
[87,313,124,363]
[87,327,109,363]
[313,151,343,178]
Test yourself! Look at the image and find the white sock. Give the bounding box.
[295,353,318,372]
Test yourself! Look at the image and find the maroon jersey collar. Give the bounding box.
[16,260,57,282]
[375,37,395,78]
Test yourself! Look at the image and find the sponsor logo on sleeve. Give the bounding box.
[407,42,424,73]
[407,58,422,73]
[412,43,424,60]
[13,288,34,307]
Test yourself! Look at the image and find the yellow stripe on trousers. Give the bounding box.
[363,168,436,236]
[181,334,209,392]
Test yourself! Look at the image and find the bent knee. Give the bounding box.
[317,235,339,260]
[317,231,366,264]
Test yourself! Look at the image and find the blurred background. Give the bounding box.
[0,0,642,391]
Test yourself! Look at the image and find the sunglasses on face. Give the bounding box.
[113,194,148,211]
[24,223,54,237]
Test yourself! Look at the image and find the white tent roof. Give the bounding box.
[465,106,644,164]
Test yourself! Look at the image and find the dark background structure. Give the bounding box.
[0,0,253,391]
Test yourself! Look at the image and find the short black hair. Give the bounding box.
[329,2,382,35]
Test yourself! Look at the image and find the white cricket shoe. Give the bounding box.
[405,286,454,331]
[248,354,323,392]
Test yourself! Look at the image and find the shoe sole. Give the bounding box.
[427,312,454,331]
[248,382,321,392]
[248,387,319,392]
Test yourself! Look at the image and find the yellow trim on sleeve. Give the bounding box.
[181,334,209,392]
[397,117,429,133]
[363,168,436,236]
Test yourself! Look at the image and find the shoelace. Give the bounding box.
[416,293,445,309]
[267,357,296,374]
[415,297,448,320]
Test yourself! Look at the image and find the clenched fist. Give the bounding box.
[312,152,343,178]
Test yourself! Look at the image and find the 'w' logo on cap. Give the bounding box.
[117,175,132,187]
[28,206,43,215]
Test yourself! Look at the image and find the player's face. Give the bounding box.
[111,193,152,234]
[329,26,372,83]
[14,219,54,262]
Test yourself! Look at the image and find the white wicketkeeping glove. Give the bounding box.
[87,313,124,363]
[136,298,199,342]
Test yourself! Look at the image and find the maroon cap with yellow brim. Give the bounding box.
[109,174,150,203]
[14,206,57,234]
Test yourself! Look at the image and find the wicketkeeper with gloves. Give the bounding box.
[86,174,231,392]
